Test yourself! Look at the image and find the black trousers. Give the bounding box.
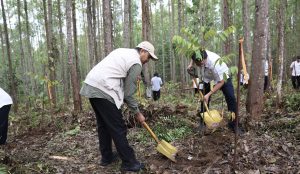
[291,76,300,89]
[152,90,160,101]
[0,105,11,144]
[264,76,269,91]
[89,98,137,166]
[200,78,237,114]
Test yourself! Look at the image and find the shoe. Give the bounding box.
[121,162,145,172]
[100,152,119,166]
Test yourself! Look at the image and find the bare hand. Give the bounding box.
[135,112,145,123]
[204,94,210,104]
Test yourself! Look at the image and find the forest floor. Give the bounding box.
[0,91,300,174]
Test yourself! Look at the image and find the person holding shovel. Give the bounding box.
[187,49,242,133]
[80,41,158,172]
[290,56,300,89]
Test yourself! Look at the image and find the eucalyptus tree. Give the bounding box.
[66,0,82,112]
[103,0,113,56]
[247,0,269,120]
[123,0,131,47]
[141,0,152,98]
[276,0,286,105]
[87,0,96,67]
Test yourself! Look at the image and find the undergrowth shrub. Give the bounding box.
[283,93,300,112]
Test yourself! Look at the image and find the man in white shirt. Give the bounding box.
[188,50,242,134]
[290,56,300,89]
[151,72,163,101]
[80,41,158,172]
[264,60,269,91]
[0,87,13,145]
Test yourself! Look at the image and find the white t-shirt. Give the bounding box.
[290,61,300,76]
[265,60,269,76]
[0,88,13,108]
[203,50,229,84]
[151,76,162,91]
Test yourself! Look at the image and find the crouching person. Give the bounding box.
[0,87,13,145]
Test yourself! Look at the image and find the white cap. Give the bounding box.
[136,41,158,60]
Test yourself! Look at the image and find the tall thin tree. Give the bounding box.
[103,0,113,56]
[66,0,82,112]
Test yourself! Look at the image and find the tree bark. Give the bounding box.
[276,0,285,105]
[246,0,269,120]
[87,0,96,67]
[141,0,152,98]
[24,0,37,95]
[123,0,131,48]
[66,0,82,112]
[103,0,113,56]
[1,0,18,112]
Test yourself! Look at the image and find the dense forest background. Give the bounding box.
[1,0,299,112]
[0,0,300,173]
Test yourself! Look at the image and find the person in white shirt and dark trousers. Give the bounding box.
[188,50,242,134]
[0,87,13,145]
[290,56,300,89]
[151,72,163,101]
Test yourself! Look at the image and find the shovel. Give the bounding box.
[192,78,223,129]
[142,122,177,162]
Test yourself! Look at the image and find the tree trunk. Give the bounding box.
[103,0,113,56]
[1,0,18,112]
[222,0,231,55]
[123,0,131,48]
[66,0,82,113]
[87,0,96,67]
[242,0,252,58]
[141,0,152,98]
[17,0,29,101]
[24,0,37,96]
[178,0,185,88]
[246,0,269,120]
[43,0,57,107]
[170,0,176,82]
[160,0,165,81]
[57,0,69,105]
[276,0,285,105]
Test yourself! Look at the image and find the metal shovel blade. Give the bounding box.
[156,140,177,162]
[203,109,223,129]
[142,122,178,162]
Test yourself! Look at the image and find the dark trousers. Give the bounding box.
[89,98,137,166]
[200,78,236,114]
[291,76,300,89]
[152,90,160,101]
[264,76,269,91]
[0,105,11,144]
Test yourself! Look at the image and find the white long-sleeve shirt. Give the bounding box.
[0,88,13,108]
[290,61,300,76]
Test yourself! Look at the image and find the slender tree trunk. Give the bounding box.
[66,0,82,112]
[178,0,185,87]
[276,0,285,105]
[242,0,252,58]
[57,0,69,105]
[123,0,130,48]
[1,0,18,112]
[171,0,176,82]
[222,0,231,55]
[141,0,152,98]
[92,0,99,62]
[24,0,37,95]
[87,0,96,67]
[96,0,103,60]
[160,0,165,81]
[246,0,269,120]
[103,0,113,56]
[17,0,29,101]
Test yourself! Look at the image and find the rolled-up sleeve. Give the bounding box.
[124,64,142,114]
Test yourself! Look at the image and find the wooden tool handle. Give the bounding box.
[192,78,211,117]
[142,122,160,144]
[239,38,249,84]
